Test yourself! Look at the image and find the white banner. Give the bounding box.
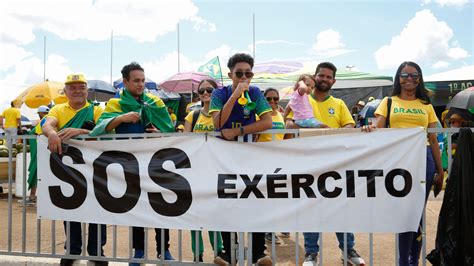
[38,128,427,233]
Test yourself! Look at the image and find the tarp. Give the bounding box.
[221,61,393,108]
[427,128,474,265]
[425,66,474,107]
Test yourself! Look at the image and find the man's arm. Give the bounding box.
[220,111,272,140]
[42,117,63,154]
[342,123,355,128]
[213,83,249,129]
[105,112,140,132]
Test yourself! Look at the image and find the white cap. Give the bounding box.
[37,105,50,113]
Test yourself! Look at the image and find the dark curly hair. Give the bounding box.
[227,53,254,71]
[121,62,144,80]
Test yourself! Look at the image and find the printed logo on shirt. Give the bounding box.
[243,106,251,118]
[393,107,426,115]
[328,107,335,115]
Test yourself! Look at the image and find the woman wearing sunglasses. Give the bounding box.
[374,61,443,266]
[257,88,285,142]
[184,79,224,262]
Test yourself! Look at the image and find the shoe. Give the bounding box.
[158,250,174,261]
[18,197,36,207]
[280,232,290,238]
[214,251,231,266]
[60,258,75,266]
[129,249,144,266]
[341,249,365,265]
[302,253,318,266]
[264,233,281,245]
[193,253,204,262]
[254,254,272,266]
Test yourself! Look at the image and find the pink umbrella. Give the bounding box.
[159,72,222,93]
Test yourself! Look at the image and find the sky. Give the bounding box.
[1,0,473,118]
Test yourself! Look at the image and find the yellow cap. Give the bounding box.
[177,124,185,130]
[65,73,87,85]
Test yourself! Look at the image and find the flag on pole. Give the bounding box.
[198,56,223,83]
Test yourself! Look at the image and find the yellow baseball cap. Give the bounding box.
[65,73,87,85]
[177,124,185,130]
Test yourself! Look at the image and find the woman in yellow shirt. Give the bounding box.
[257,88,285,142]
[184,79,224,262]
[375,61,443,266]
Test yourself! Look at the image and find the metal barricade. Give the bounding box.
[0,128,470,265]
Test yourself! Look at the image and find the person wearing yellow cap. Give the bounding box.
[176,124,185,132]
[42,73,107,266]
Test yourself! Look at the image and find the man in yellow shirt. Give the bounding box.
[42,73,106,266]
[286,62,364,266]
[1,102,21,148]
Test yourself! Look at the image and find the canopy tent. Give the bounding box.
[220,61,393,108]
[425,65,474,107]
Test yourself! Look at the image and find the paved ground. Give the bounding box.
[0,192,443,265]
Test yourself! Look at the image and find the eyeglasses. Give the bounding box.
[266,97,279,102]
[234,71,254,79]
[400,72,420,80]
[197,87,214,95]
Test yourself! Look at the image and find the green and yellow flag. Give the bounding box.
[198,56,223,81]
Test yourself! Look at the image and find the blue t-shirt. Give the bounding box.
[209,85,271,131]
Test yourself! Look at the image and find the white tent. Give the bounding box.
[425,65,474,82]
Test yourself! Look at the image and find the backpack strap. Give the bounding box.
[191,108,202,132]
[386,97,392,128]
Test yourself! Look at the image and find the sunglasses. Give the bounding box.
[266,97,279,102]
[197,87,214,95]
[400,72,420,80]
[234,71,254,79]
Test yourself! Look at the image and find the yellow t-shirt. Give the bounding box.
[47,102,103,129]
[288,95,354,128]
[185,110,215,132]
[170,113,177,123]
[1,107,21,128]
[375,96,438,128]
[258,111,285,142]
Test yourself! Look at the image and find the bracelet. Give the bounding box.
[239,126,244,136]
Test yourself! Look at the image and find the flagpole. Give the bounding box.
[252,13,256,59]
[110,30,113,85]
[43,35,46,82]
[177,23,181,73]
[217,56,224,86]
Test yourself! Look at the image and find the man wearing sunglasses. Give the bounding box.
[209,53,273,266]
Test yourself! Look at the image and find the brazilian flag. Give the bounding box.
[90,88,174,136]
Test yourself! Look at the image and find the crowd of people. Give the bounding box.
[1,53,472,266]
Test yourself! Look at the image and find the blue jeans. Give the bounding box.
[63,221,107,256]
[398,147,435,266]
[303,232,355,254]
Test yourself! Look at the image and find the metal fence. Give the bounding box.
[0,128,469,265]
